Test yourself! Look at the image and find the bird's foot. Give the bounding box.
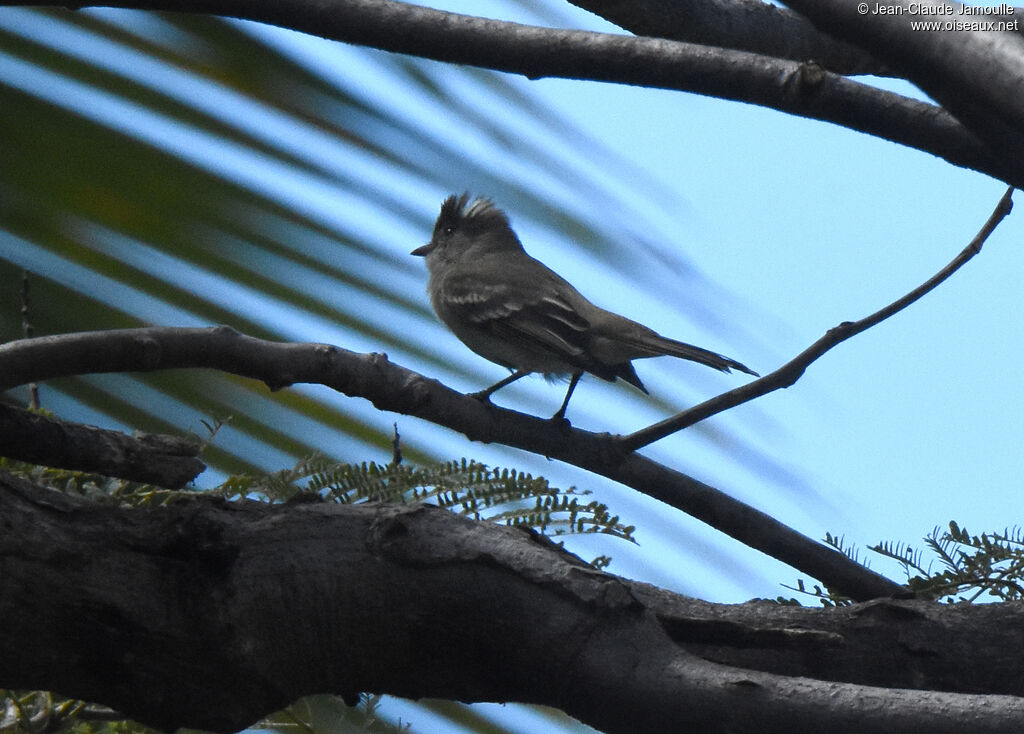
[547,408,572,428]
[467,389,496,404]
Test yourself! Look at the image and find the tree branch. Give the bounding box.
[0,402,204,488]
[621,185,1015,451]
[0,325,902,601]
[11,0,1020,187]
[781,0,1024,162]
[569,0,891,76]
[2,472,1023,734]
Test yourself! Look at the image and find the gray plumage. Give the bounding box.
[412,194,756,416]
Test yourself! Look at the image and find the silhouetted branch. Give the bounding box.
[0,326,901,601]
[9,0,1019,187]
[0,402,204,488]
[3,472,1024,734]
[621,186,1015,451]
[781,0,1024,163]
[570,0,891,75]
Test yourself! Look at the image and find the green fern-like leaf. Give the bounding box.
[870,523,1024,602]
[824,531,867,567]
[222,454,636,543]
[870,539,927,575]
[778,577,853,607]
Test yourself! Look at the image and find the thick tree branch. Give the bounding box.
[632,580,1024,696]
[1,472,1023,734]
[782,0,1024,162]
[10,0,1020,187]
[0,325,902,601]
[0,402,204,487]
[622,186,1015,450]
[569,0,891,75]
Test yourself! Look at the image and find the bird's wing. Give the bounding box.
[440,272,591,362]
[436,258,648,388]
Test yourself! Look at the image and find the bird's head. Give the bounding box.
[411,194,522,269]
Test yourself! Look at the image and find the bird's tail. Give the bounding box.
[635,333,759,377]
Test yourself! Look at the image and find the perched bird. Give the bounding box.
[412,194,757,420]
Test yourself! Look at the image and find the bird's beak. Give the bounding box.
[411,242,434,257]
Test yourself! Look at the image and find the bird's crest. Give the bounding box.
[436,193,511,236]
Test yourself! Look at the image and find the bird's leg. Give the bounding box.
[551,371,583,422]
[469,370,530,403]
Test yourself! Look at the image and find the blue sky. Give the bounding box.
[2,2,1021,731]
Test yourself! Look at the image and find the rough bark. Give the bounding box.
[0,402,203,487]
[1,472,1023,734]
[569,0,890,75]
[782,0,1024,162]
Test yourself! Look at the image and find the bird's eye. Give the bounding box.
[444,226,455,236]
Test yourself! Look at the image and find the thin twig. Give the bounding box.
[620,186,1015,452]
[19,271,40,410]
[391,422,403,466]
